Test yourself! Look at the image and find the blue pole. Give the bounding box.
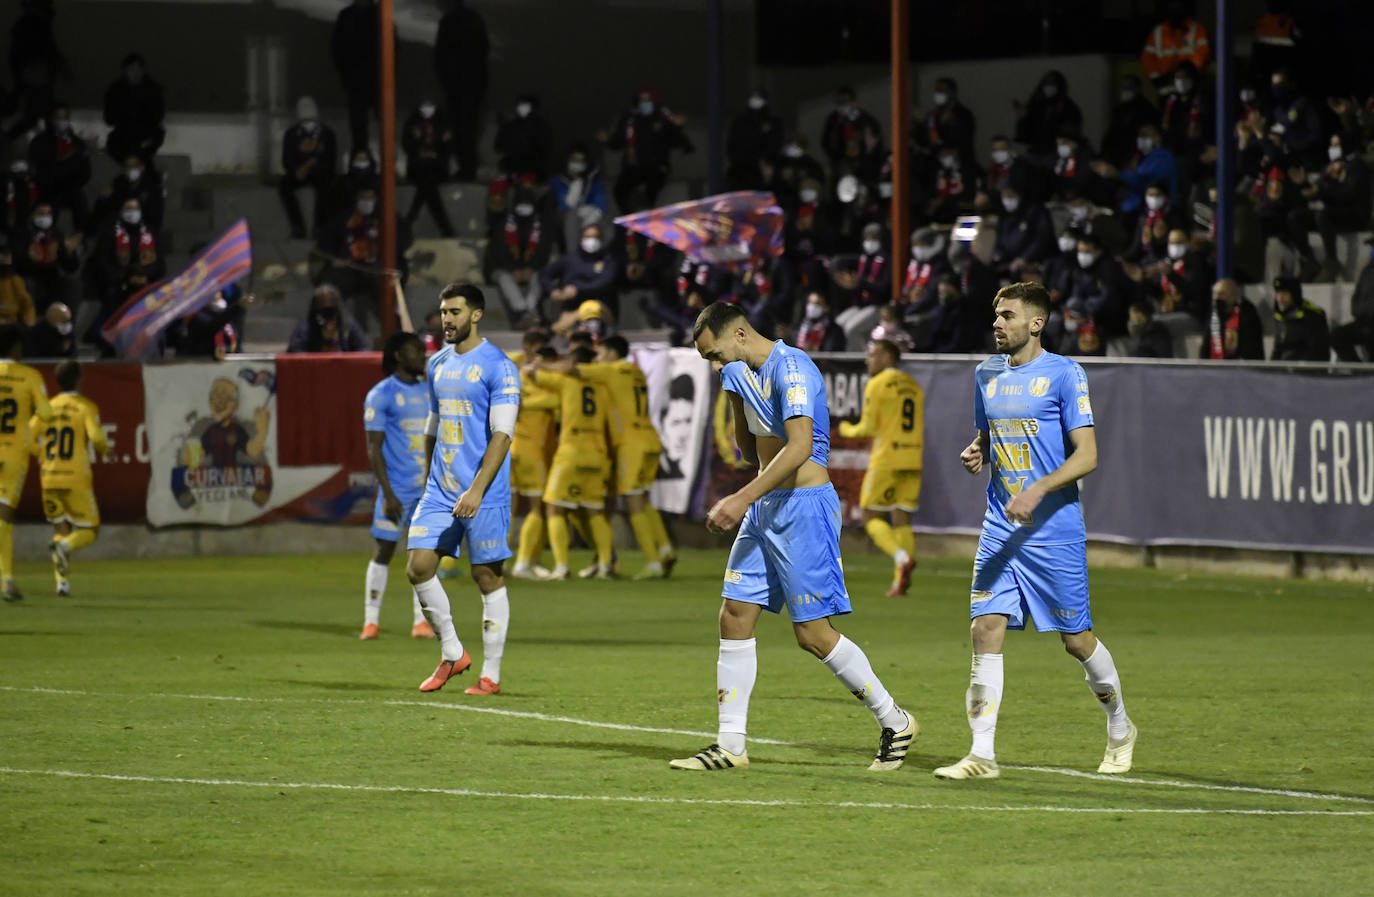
[1215,0,1234,279]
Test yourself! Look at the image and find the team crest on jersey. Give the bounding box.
[1028,377,1050,397]
[394,392,406,406]
[364,407,377,422]
[466,365,482,382]
[1078,396,1092,415]
[985,377,997,399]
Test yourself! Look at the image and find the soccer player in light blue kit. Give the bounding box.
[670,302,917,772]
[934,282,1136,781]
[405,283,521,696]
[359,331,435,641]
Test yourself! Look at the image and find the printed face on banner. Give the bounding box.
[174,372,276,509]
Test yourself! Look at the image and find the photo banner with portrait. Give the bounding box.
[633,345,713,515]
[143,361,340,527]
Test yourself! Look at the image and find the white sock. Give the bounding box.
[1080,641,1130,740]
[413,577,464,660]
[411,590,426,626]
[716,638,756,755]
[364,561,387,625]
[893,548,910,568]
[479,586,510,683]
[821,635,907,731]
[967,653,1003,761]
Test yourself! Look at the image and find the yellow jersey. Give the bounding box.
[33,392,109,490]
[534,369,610,460]
[577,360,663,452]
[512,377,559,462]
[0,360,52,465]
[838,367,924,470]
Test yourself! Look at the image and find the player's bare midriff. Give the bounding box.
[755,435,830,491]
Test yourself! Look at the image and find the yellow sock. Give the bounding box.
[61,529,97,552]
[588,513,614,566]
[644,506,673,559]
[0,519,12,583]
[628,510,658,563]
[863,517,901,558]
[895,526,915,559]
[548,514,570,569]
[516,513,545,565]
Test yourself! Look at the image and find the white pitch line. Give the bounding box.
[2,768,1371,817]
[4,685,1371,806]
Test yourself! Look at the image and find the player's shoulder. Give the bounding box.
[1043,351,1088,382]
[974,355,1007,378]
[76,394,100,416]
[365,375,394,402]
[428,344,455,375]
[773,342,821,381]
[719,360,750,392]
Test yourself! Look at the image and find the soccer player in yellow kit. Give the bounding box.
[32,361,108,597]
[0,324,52,602]
[570,334,676,579]
[509,344,561,579]
[838,339,924,596]
[525,346,615,580]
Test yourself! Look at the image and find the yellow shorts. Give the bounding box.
[613,443,660,496]
[510,449,550,498]
[859,466,921,512]
[0,461,26,508]
[42,487,101,528]
[543,458,610,510]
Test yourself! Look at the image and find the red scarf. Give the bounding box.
[1160,256,1186,297]
[677,260,709,296]
[624,232,656,263]
[28,228,58,265]
[345,212,380,263]
[796,318,826,351]
[114,222,157,267]
[1209,302,1242,359]
[503,213,542,264]
[1141,207,1165,246]
[1055,154,1077,179]
[857,253,885,284]
[1164,94,1203,140]
[55,134,78,162]
[624,118,638,165]
[987,161,1010,188]
[904,260,932,291]
[935,168,964,199]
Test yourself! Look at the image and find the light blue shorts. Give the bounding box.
[721,483,851,623]
[370,490,420,542]
[407,490,512,564]
[970,531,1092,633]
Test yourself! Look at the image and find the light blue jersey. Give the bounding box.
[423,338,521,508]
[720,342,829,467]
[364,375,431,503]
[974,350,1094,545]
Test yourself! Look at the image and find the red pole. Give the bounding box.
[890,0,909,302]
[378,0,397,337]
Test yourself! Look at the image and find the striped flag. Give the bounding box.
[614,191,783,269]
[102,218,253,359]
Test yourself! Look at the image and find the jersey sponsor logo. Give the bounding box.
[1028,377,1051,397]
[784,371,805,384]
[1000,475,1028,495]
[1077,379,1090,393]
[408,525,428,538]
[407,434,426,452]
[364,407,377,422]
[1078,396,1092,415]
[989,418,1040,437]
[374,517,399,532]
[439,398,474,416]
[466,365,483,382]
[439,448,457,467]
[970,589,994,605]
[985,377,997,399]
[395,393,407,406]
[785,385,807,406]
[724,569,743,583]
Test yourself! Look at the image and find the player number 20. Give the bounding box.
[43,426,76,461]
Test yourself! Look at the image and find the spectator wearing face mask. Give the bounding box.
[1123,300,1174,357]
[1063,232,1134,355]
[329,150,379,225]
[1268,69,1323,169]
[1331,237,1374,361]
[727,89,784,190]
[1044,224,1086,310]
[25,300,75,358]
[401,99,456,237]
[102,53,165,163]
[288,284,368,353]
[924,146,982,225]
[1015,70,1083,160]
[0,244,36,328]
[1122,182,1186,264]
[551,145,608,253]
[1091,123,1178,217]
[93,197,163,347]
[1313,133,1372,280]
[794,291,845,353]
[173,270,249,359]
[1256,156,1321,280]
[820,86,883,177]
[602,89,694,213]
[1148,228,1213,320]
[991,184,1055,279]
[1061,189,1128,257]
[1160,61,1214,201]
[27,104,92,232]
[90,154,164,238]
[868,304,914,353]
[1141,0,1211,96]
[1102,77,1160,170]
[770,136,827,212]
[829,223,891,343]
[902,226,950,311]
[1202,278,1263,360]
[4,159,39,232]
[1270,276,1330,361]
[10,200,80,309]
[495,95,554,182]
[982,135,1041,204]
[541,223,619,330]
[434,0,489,182]
[278,96,338,240]
[913,273,982,354]
[917,77,976,163]
[316,182,413,331]
[1049,129,1096,203]
[486,187,552,328]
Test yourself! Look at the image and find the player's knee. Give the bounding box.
[406,552,438,584]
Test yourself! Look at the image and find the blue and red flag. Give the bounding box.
[102,218,253,359]
[613,191,783,268]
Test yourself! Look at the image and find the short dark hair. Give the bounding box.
[0,324,24,358]
[523,328,551,350]
[872,338,901,362]
[568,331,594,348]
[692,301,747,342]
[601,334,629,359]
[993,281,1052,319]
[668,373,694,403]
[55,360,82,392]
[381,330,422,375]
[535,345,559,361]
[572,346,597,364]
[1129,299,1155,319]
[439,282,485,311]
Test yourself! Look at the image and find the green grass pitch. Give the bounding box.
[2,548,1372,896]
